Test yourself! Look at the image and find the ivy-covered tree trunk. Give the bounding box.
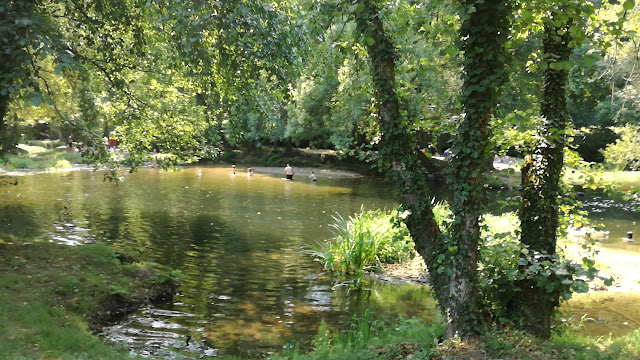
[354,0,512,338]
[511,16,572,339]
[352,0,450,326]
[1,0,44,155]
[447,0,512,337]
[0,94,11,154]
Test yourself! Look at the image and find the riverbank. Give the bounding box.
[368,243,640,293]
[0,240,181,359]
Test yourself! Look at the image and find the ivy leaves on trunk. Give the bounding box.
[351,0,512,338]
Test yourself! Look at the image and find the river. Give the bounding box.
[0,166,638,357]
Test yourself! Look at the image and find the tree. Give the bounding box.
[350,0,447,328]
[510,0,633,339]
[514,9,573,339]
[1,0,41,153]
[351,0,512,338]
[0,0,150,154]
[446,0,513,337]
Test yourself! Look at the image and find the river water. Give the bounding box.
[0,167,638,357]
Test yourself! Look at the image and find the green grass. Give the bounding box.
[270,313,640,360]
[274,313,445,360]
[303,207,416,288]
[2,145,89,170]
[564,167,640,190]
[0,240,180,359]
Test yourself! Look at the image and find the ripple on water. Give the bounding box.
[101,305,217,358]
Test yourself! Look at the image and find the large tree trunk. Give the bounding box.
[446,0,512,337]
[353,0,452,336]
[0,94,15,154]
[511,16,572,339]
[354,0,511,338]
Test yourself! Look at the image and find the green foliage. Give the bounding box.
[305,203,453,291]
[478,213,601,322]
[154,269,185,285]
[1,146,89,170]
[108,284,130,296]
[275,314,444,360]
[304,206,419,287]
[1,155,39,169]
[573,126,619,163]
[602,124,640,170]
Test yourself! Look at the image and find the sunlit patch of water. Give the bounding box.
[41,220,96,246]
[561,292,640,338]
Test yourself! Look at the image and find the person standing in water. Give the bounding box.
[231,164,237,175]
[309,171,317,182]
[284,164,294,180]
[67,135,73,152]
[247,168,254,177]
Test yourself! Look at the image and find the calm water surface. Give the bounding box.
[1,167,437,358]
[1,167,638,357]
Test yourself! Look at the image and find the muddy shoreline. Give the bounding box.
[367,247,640,294]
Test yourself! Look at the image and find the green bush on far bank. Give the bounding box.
[1,145,88,170]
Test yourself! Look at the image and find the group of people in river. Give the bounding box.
[229,164,320,182]
[231,165,252,176]
[284,164,318,182]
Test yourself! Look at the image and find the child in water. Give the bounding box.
[309,171,317,182]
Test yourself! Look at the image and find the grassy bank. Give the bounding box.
[267,312,640,360]
[0,240,180,359]
[1,144,86,171]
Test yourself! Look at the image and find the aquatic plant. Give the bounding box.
[304,205,448,288]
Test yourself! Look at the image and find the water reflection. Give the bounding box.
[1,167,638,357]
[0,167,436,357]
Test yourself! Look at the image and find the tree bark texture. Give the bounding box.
[512,18,572,339]
[352,0,450,317]
[447,0,512,337]
[0,94,14,154]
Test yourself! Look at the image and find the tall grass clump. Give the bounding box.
[305,204,450,287]
[305,207,411,278]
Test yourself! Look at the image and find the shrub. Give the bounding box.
[53,160,73,169]
[2,155,40,169]
[601,124,640,170]
[478,212,604,322]
[62,152,85,164]
[305,204,451,288]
